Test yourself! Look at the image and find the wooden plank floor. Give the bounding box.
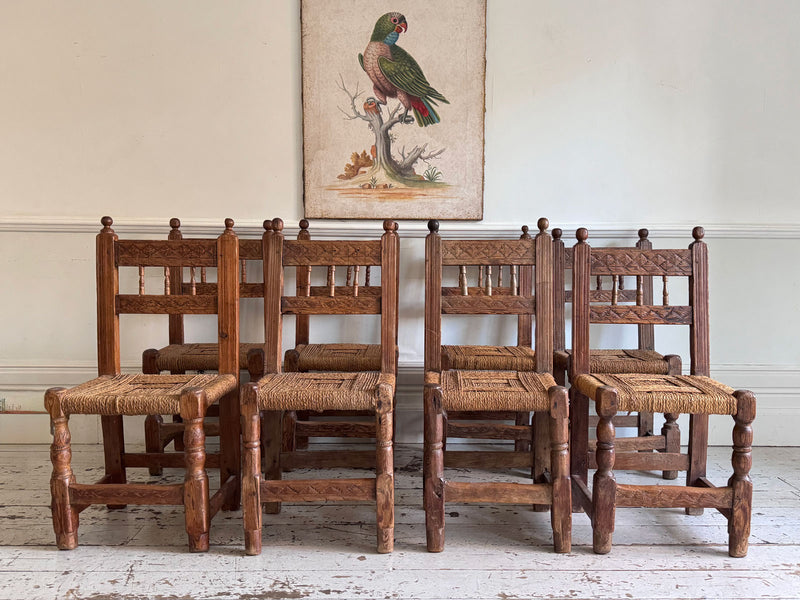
[0,443,798,600]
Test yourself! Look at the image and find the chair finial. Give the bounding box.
[576,228,589,242]
[170,218,181,230]
[299,219,309,230]
[263,220,272,231]
[537,217,549,233]
[101,216,113,230]
[521,225,529,234]
[427,219,439,233]
[383,219,398,232]
[272,218,284,232]
[224,218,234,231]
[552,228,562,241]
[638,228,649,241]
[692,226,704,241]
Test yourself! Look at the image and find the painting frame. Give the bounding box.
[301,0,486,220]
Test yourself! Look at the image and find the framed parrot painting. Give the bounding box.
[301,0,486,220]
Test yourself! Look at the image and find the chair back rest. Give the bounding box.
[553,227,656,353]
[424,218,554,374]
[95,216,240,378]
[262,218,399,375]
[162,218,263,346]
[570,227,709,379]
[292,219,382,346]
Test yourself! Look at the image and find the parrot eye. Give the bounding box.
[391,17,398,24]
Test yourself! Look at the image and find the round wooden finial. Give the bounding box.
[170,218,181,230]
[521,225,529,235]
[638,228,649,241]
[101,216,113,229]
[537,217,549,233]
[263,219,272,231]
[299,219,309,230]
[552,228,562,240]
[224,218,234,230]
[272,217,284,232]
[383,219,398,232]
[576,227,589,242]
[692,226,704,241]
[427,219,439,233]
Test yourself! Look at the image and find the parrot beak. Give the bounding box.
[396,21,407,33]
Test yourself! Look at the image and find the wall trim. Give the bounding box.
[2,215,800,239]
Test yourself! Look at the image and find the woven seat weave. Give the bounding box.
[574,373,737,415]
[53,373,237,416]
[439,370,556,412]
[295,343,381,371]
[442,345,536,371]
[554,349,671,374]
[255,371,395,411]
[153,343,263,372]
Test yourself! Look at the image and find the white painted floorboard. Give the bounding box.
[0,444,798,600]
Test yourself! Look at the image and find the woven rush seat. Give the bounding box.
[554,349,672,375]
[442,345,535,371]
[53,374,237,416]
[255,371,395,412]
[152,343,264,372]
[574,373,736,415]
[293,343,381,372]
[440,370,556,412]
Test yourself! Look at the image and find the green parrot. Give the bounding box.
[358,12,449,127]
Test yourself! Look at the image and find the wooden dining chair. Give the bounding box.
[141,218,264,474]
[280,219,383,467]
[423,218,571,553]
[240,218,399,555]
[439,225,536,467]
[569,227,755,556]
[44,217,240,552]
[553,227,682,479]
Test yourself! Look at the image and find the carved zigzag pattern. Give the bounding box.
[590,249,692,275]
[590,304,691,324]
[283,241,382,266]
[441,240,535,265]
[116,240,217,266]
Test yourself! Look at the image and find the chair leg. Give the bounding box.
[181,388,210,553]
[514,411,529,452]
[548,386,571,553]
[218,390,240,511]
[241,383,263,556]
[294,411,310,450]
[375,409,394,553]
[100,415,127,509]
[46,388,79,550]
[262,410,283,514]
[144,415,164,476]
[728,391,755,558]
[172,415,185,451]
[532,410,550,512]
[686,413,709,515]
[569,388,589,512]
[661,412,680,480]
[424,384,445,552]
[592,387,618,554]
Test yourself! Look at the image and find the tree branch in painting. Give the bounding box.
[334,75,446,189]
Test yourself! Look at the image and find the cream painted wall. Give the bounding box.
[1,1,799,444]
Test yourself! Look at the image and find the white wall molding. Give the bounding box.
[3,216,800,240]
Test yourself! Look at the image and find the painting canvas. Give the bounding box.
[301,0,486,220]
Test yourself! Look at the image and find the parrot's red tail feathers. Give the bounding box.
[410,97,429,117]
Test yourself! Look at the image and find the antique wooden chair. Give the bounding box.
[438,225,536,466]
[423,219,571,553]
[241,218,399,555]
[141,218,264,474]
[569,227,755,556]
[281,219,383,465]
[44,217,240,552]
[553,227,682,479]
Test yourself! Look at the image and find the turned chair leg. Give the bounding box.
[728,390,755,558]
[548,386,571,553]
[424,384,445,552]
[241,383,263,556]
[376,407,395,553]
[144,414,165,476]
[181,388,210,553]
[46,388,79,550]
[661,412,680,480]
[262,410,283,515]
[686,413,709,515]
[592,387,618,554]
